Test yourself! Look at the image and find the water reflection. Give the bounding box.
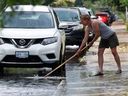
[0,73,60,96]
[65,43,128,96]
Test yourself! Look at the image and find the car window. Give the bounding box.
[88,10,94,16]
[54,9,80,22]
[78,9,89,15]
[2,11,55,28]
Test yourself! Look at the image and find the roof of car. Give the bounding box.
[53,7,80,16]
[5,5,50,12]
[96,11,109,16]
[53,7,79,11]
[74,7,88,10]
[96,11,109,14]
[73,7,90,15]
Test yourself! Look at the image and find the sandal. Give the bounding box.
[116,70,122,74]
[94,72,104,76]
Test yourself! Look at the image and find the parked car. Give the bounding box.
[98,8,116,25]
[53,7,95,46]
[74,7,96,43]
[96,11,110,26]
[54,7,84,46]
[75,7,97,19]
[0,5,66,76]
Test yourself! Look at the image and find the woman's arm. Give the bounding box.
[75,26,89,55]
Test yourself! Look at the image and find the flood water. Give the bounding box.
[65,41,128,96]
[0,42,128,96]
[0,71,61,96]
[0,32,128,96]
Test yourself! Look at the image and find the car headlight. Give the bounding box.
[0,38,4,45]
[72,25,83,31]
[41,37,58,45]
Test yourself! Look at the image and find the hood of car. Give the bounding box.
[59,21,81,29]
[60,21,80,26]
[0,28,57,38]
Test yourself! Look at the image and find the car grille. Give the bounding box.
[65,28,73,33]
[2,38,43,48]
[2,55,42,62]
[64,25,77,33]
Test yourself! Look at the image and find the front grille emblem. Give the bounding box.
[19,39,26,46]
[11,39,34,48]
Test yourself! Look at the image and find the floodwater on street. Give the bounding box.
[0,25,128,96]
[65,34,128,96]
[0,70,62,96]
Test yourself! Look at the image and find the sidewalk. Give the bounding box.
[65,21,128,96]
[111,19,127,33]
[112,20,128,43]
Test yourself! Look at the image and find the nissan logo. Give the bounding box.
[19,39,26,46]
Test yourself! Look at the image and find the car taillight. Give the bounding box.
[98,16,108,23]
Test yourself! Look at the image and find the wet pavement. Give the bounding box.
[61,20,128,96]
[0,74,61,96]
[0,20,128,96]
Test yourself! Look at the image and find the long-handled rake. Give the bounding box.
[43,45,89,79]
[25,45,89,80]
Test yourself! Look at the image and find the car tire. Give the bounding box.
[0,67,4,76]
[52,47,66,77]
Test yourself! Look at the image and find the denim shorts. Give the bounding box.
[99,33,119,48]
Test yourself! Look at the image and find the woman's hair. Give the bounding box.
[80,14,91,20]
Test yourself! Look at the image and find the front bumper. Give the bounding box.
[66,35,83,45]
[0,43,61,67]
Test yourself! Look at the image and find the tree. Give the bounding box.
[43,0,56,5]
[120,0,128,6]
[51,0,74,7]
[5,0,42,5]
[74,0,84,6]
[0,0,6,12]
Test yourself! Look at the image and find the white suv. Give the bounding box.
[0,5,66,76]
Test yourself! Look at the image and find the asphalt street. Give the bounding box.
[60,20,128,96]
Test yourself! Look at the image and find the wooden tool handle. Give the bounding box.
[44,45,89,78]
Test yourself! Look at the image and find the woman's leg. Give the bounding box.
[111,47,122,73]
[98,48,105,73]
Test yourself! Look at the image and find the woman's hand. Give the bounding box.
[75,49,81,56]
[75,48,84,59]
[88,42,93,47]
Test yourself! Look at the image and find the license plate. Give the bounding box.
[15,51,29,58]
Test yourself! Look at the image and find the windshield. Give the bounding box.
[88,9,95,16]
[54,9,80,22]
[2,11,55,28]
